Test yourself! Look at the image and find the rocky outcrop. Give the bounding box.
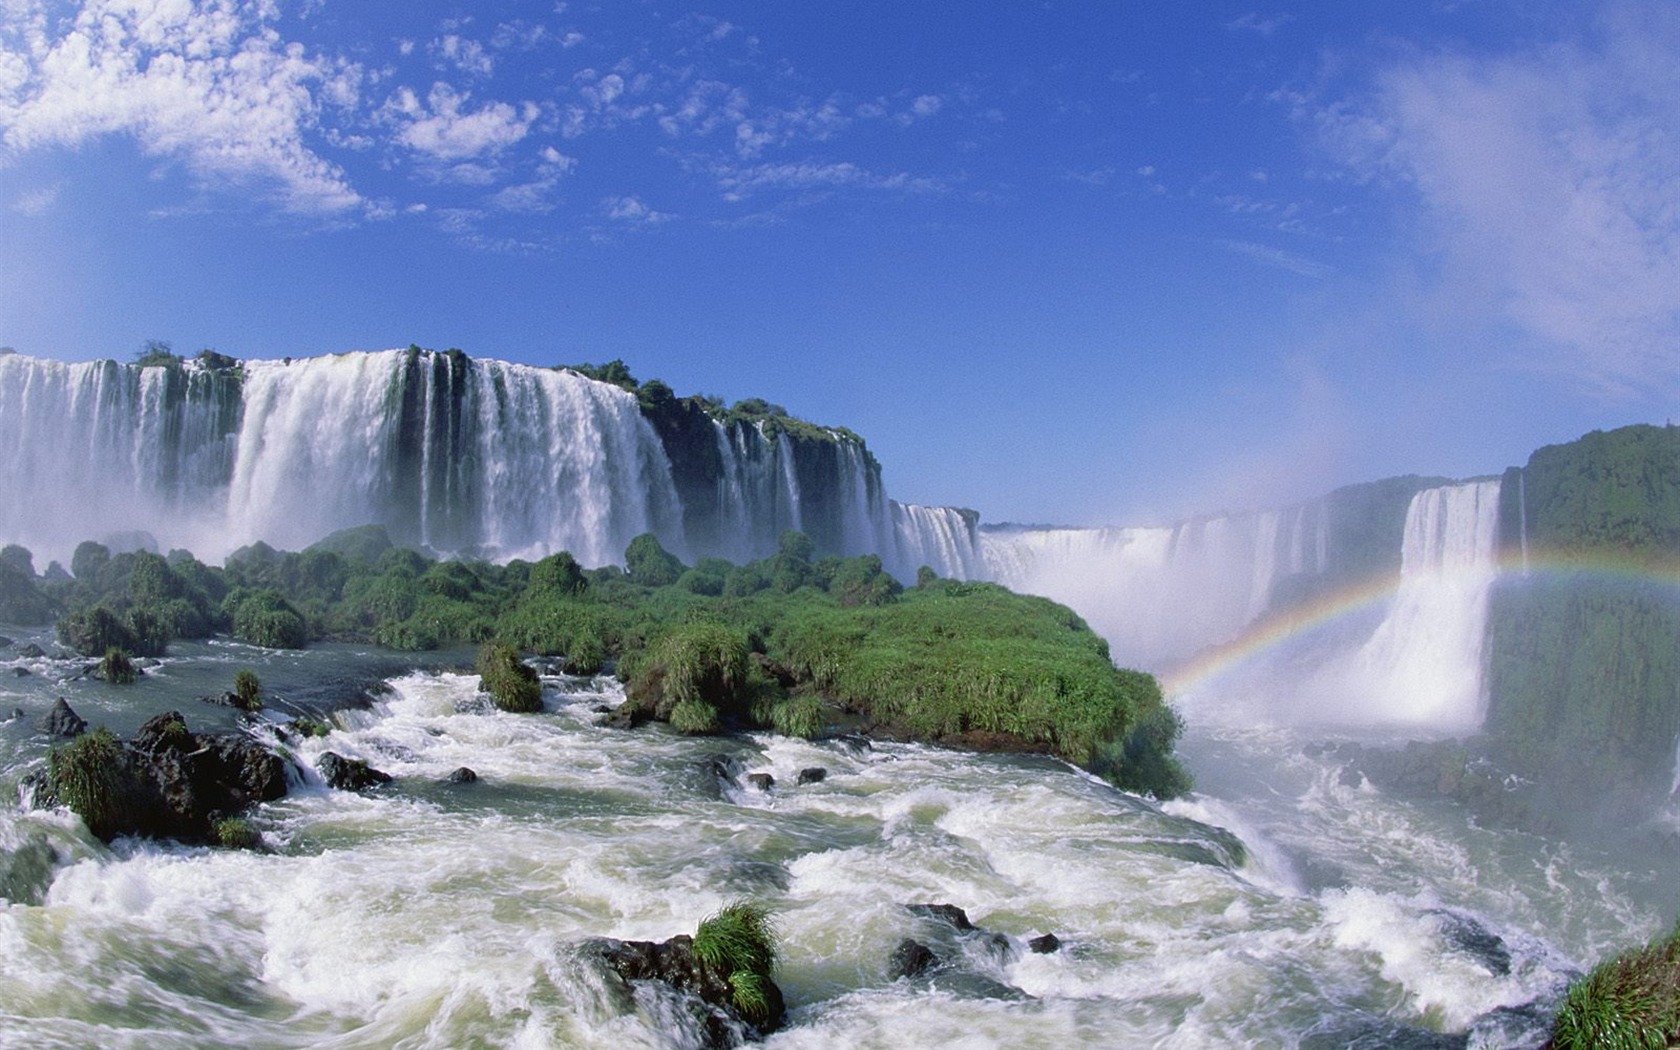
[34,711,287,844]
[588,932,786,1048]
[36,697,86,738]
[316,751,393,791]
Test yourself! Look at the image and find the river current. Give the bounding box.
[1,632,1674,1049]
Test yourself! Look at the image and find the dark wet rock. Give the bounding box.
[316,751,393,791]
[908,903,975,931]
[127,713,288,841]
[796,766,827,786]
[605,701,648,729]
[1434,911,1512,977]
[443,766,479,784]
[1028,933,1062,954]
[36,697,86,738]
[588,931,786,1047]
[11,666,30,677]
[826,733,873,755]
[199,689,261,713]
[708,754,744,787]
[32,711,289,844]
[16,643,46,659]
[0,635,11,648]
[750,652,797,689]
[591,703,614,715]
[6,707,22,721]
[745,773,775,792]
[889,938,938,978]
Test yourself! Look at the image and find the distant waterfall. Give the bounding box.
[890,503,984,580]
[979,503,1328,670]
[0,350,685,567]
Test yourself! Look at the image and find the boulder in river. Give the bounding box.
[316,751,394,791]
[36,697,86,738]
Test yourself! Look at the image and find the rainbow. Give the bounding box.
[1159,547,1680,702]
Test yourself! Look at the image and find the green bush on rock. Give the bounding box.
[47,727,138,840]
[477,641,542,713]
[693,900,779,1024]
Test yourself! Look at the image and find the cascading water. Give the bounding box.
[978,502,1328,671]
[1171,479,1504,729]
[1,350,688,567]
[1343,479,1503,727]
[889,503,984,580]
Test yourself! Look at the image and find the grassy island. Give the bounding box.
[1,525,1190,800]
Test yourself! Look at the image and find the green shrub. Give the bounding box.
[100,646,138,684]
[669,698,719,734]
[213,817,261,850]
[47,727,137,840]
[477,641,542,713]
[694,900,778,1013]
[233,669,262,711]
[625,533,685,588]
[1551,921,1680,1049]
[769,695,823,739]
[228,589,308,649]
[628,622,750,730]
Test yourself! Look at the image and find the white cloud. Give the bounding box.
[911,94,941,118]
[0,0,364,213]
[389,82,536,161]
[603,194,670,224]
[434,35,492,77]
[12,181,60,215]
[714,160,940,202]
[1318,5,1680,396]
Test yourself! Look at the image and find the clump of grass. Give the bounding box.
[476,641,542,713]
[233,668,262,711]
[100,646,137,684]
[212,816,261,850]
[1550,921,1680,1049]
[769,695,823,739]
[47,726,136,840]
[693,899,778,1020]
[669,698,719,734]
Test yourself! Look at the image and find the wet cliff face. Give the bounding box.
[1483,425,1680,801]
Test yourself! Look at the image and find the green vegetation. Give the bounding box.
[233,669,262,711]
[213,817,261,850]
[1483,425,1680,803]
[1549,920,1680,1049]
[27,524,1189,798]
[99,646,138,684]
[693,900,779,1024]
[47,727,137,841]
[477,641,542,713]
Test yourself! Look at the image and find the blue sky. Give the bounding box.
[2,1,1677,527]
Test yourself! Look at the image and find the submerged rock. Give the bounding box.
[316,752,393,791]
[745,773,775,792]
[796,766,827,786]
[889,938,938,978]
[443,766,479,784]
[36,697,86,738]
[16,643,46,659]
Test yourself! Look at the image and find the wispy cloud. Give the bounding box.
[712,160,942,202]
[0,0,365,214]
[1218,239,1332,279]
[1315,4,1680,396]
[1226,13,1293,36]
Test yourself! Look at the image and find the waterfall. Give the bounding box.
[1,350,685,567]
[888,503,983,580]
[1342,479,1503,727]
[979,507,1316,670]
[1518,467,1530,574]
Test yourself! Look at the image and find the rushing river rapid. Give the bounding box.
[2,632,1676,1049]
